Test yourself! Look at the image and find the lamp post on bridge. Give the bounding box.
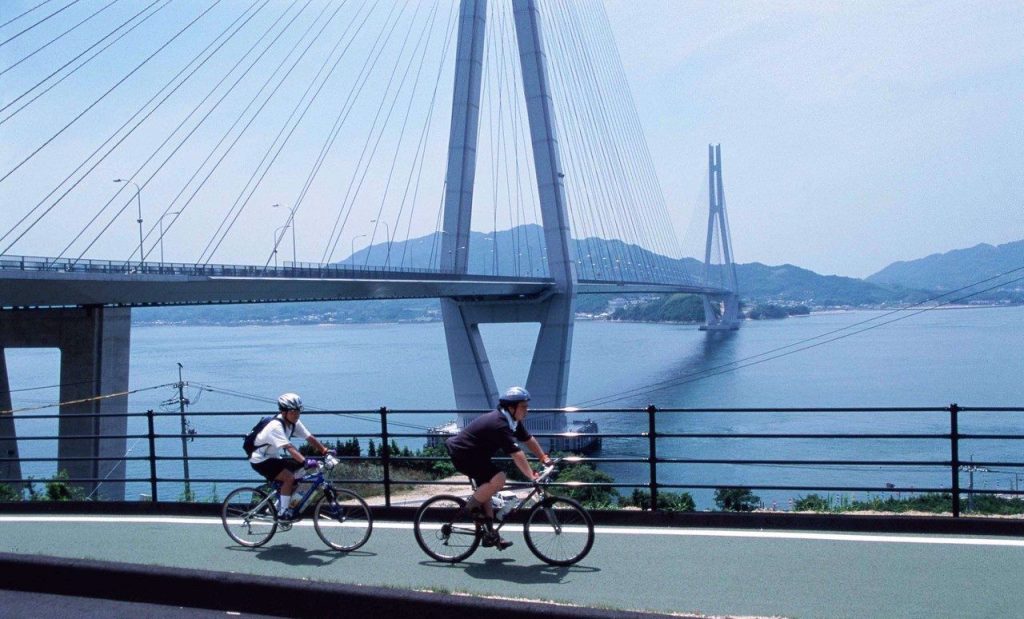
[350,234,366,267]
[273,203,296,266]
[157,211,180,265]
[113,178,143,269]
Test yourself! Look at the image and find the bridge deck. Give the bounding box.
[0,255,722,307]
[1,515,1020,618]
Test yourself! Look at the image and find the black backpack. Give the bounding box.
[242,415,286,457]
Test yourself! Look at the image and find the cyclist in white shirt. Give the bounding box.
[248,393,330,521]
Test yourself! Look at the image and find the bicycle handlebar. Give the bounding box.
[534,457,562,484]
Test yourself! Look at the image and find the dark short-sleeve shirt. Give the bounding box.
[446,410,531,461]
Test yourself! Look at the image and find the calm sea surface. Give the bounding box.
[7,305,1023,507]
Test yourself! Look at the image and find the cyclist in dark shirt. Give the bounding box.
[446,386,551,550]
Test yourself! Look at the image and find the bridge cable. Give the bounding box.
[0,0,170,251]
[317,2,409,265]
[198,0,354,264]
[0,0,57,31]
[397,2,459,269]
[318,3,411,264]
[0,0,118,78]
[0,0,165,125]
[3,0,250,259]
[53,0,277,263]
[115,0,317,265]
[0,0,224,186]
[572,265,1024,408]
[362,0,442,271]
[0,0,81,49]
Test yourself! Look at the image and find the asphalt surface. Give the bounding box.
[1,515,1022,618]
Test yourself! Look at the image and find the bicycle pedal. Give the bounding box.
[278,522,292,532]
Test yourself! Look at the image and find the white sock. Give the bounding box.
[279,495,291,514]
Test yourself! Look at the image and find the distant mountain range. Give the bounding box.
[136,231,1022,325]
[866,240,1024,295]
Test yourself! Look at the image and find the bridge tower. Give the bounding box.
[441,0,575,438]
[700,144,741,331]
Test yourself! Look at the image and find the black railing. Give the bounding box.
[2,404,1023,517]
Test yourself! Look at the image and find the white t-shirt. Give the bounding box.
[249,415,311,464]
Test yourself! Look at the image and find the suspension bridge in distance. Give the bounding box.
[0,1,739,500]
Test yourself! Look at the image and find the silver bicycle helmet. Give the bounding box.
[499,386,530,405]
[277,392,303,412]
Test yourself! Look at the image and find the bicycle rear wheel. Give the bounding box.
[313,488,373,551]
[413,495,481,563]
[523,496,594,566]
[221,486,278,547]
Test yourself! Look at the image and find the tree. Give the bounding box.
[714,487,760,512]
[623,489,695,512]
[554,461,618,508]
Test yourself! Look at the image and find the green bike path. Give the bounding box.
[1,515,1021,618]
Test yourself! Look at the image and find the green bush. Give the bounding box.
[714,487,760,512]
[0,483,22,502]
[622,488,695,512]
[793,494,832,512]
[553,460,619,508]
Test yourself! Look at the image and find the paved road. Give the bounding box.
[1,515,1022,618]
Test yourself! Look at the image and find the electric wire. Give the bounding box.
[2,382,176,415]
[574,266,1024,408]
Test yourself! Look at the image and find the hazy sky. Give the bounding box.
[605,0,1024,277]
[1,1,1021,278]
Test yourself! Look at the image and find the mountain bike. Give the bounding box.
[413,458,595,566]
[221,454,372,551]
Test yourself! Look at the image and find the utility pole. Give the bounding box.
[177,363,192,501]
[959,454,989,512]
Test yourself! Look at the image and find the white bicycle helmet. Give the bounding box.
[277,392,303,412]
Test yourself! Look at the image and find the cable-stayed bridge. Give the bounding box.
[0,1,739,498]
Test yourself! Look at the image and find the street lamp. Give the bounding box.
[157,211,180,265]
[272,203,296,265]
[370,219,390,267]
[350,234,367,266]
[113,178,143,268]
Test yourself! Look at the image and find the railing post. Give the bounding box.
[380,406,391,508]
[950,403,960,517]
[146,409,158,502]
[647,404,658,512]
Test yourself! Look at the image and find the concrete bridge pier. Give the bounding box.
[0,350,22,493]
[0,307,130,500]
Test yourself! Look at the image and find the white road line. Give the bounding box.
[2,515,1022,547]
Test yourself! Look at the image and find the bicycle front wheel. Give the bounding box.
[523,496,595,566]
[413,495,481,563]
[313,488,373,551]
[221,486,278,547]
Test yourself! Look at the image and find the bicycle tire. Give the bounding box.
[523,496,594,566]
[313,488,373,552]
[413,494,481,563]
[221,486,278,547]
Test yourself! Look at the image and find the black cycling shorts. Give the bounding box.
[251,458,303,481]
[450,452,503,488]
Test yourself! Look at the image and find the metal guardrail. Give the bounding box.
[3,404,1023,517]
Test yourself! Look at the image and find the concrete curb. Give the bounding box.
[1,501,1021,536]
[0,552,683,618]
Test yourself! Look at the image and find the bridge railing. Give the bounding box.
[0,254,552,281]
[3,405,1022,517]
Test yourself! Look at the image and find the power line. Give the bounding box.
[2,383,177,415]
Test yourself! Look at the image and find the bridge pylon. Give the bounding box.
[699,144,741,331]
[441,0,574,441]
